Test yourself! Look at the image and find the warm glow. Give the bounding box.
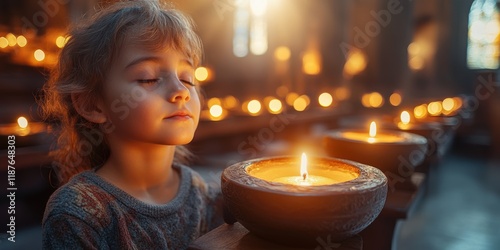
[255,153,353,186]
[274,46,291,61]
[389,92,402,106]
[250,0,267,16]
[400,111,411,124]
[207,97,222,107]
[343,49,367,77]
[268,98,282,114]
[318,92,333,107]
[34,49,45,61]
[442,98,454,111]
[369,92,384,108]
[233,1,249,57]
[369,121,377,137]
[0,37,8,48]
[285,92,299,106]
[414,104,428,119]
[293,95,309,111]
[246,0,268,56]
[16,36,27,47]
[300,153,308,180]
[409,56,425,70]
[453,97,463,110]
[223,95,238,109]
[247,99,262,114]
[55,36,66,48]
[209,104,223,118]
[195,67,209,82]
[302,51,321,75]
[276,85,288,97]
[17,117,28,129]
[335,87,350,101]
[408,42,421,55]
[250,13,268,55]
[361,94,371,107]
[6,33,16,47]
[428,101,443,116]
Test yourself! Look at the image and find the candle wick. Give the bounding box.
[302,173,306,181]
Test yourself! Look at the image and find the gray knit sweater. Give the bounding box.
[42,165,222,249]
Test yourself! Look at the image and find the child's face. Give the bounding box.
[100,41,201,146]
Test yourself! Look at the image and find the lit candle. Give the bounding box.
[16,116,31,136]
[247,153,358,186]
[397,111,411,130]
[0,116,33,136]
[388,111,446,162]
[221,155,388,246]
[271,153,338,186]
[341,121,406,143]
[0,116,49,148]
[394,110,442,132]
[323,121,428,179]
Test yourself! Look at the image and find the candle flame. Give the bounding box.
[17,116,28,129]
[400,111,410,124]
[300,153,308,180]
[369,121,377,137]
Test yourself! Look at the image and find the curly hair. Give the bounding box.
[40,0,203,184]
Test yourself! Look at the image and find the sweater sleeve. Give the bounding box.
[189,170,224,233]
[205,180,224,230]
[42,213,108,250]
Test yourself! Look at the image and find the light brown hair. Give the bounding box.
[41,0,203,184]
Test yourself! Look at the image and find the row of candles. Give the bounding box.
[0,113,419,187]
[0,94,460,140]
[259,120,417,186]
[0,31,70,67]
[252,102,460,187]
[202,91,464,121]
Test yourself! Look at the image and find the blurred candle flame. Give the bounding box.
[400,111,411,124]
[17,116,28,129]
[300,153,308,180]
[369,121,377,137]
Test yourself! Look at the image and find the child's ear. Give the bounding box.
[71,93,107,124]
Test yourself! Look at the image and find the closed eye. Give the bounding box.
[136,78,163,91]
[181,79,196,86]
[137,78,160,85]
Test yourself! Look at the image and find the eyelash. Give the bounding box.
[137,79,160,85]
[137,78,196,87]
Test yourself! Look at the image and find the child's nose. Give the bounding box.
[168,79,190,103]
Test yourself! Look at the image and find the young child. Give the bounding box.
[41,1,222,249]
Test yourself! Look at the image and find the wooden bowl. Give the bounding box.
[323,129,428,177]
[221,156,387,246]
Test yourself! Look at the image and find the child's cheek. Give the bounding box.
[103,84,151,122]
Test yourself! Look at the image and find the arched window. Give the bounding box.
[467,0,500,69]
[233,0,268,57]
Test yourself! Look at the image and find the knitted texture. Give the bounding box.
[42,165,222,249]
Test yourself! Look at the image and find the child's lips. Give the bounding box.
[165,110,192,120]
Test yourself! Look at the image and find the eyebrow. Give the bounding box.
[183,58,194,68]
[125,56,162,70]
[124,56,194,70]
